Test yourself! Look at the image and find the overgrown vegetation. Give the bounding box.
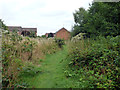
[65,2,120,88]
[55,38,65,48]
[65,36,120,88]
[2,29,62,88]
[1,1,120,89]
[0,19,8,30]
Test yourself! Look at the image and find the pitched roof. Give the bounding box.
[22,28,37,31]
[22,28,37,29]
[7,26,37,31]
[56,27,70,34]
[7,26,22,28]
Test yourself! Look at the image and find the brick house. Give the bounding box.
[55,27,71,40]
[7,26,37,36]
[22,28,37,36]
[7,26,22,34]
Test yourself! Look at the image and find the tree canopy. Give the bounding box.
[0,19,8,30]
[71,2,120,37]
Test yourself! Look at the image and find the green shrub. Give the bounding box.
[55,38,65,48]
[2,31,24,87]
[14,82,29,88]
[19,62,41,77]
[66,36,120,88]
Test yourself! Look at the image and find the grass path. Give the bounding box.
[22,46,76,88]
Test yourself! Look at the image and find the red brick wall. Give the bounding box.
[55,28,71,40]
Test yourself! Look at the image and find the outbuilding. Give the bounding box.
[55,27,71,40]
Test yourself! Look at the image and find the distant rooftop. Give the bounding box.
[7,26,22,28]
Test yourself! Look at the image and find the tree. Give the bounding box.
[72,2,120,37]
[0,19,8,30]
[87,2,120,37]
[71,7,88,37]
[73,8,88,25]
[41,35,46,38]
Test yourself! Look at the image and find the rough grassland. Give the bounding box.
[21,46,76,88]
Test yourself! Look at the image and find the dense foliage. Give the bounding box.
[2,30,60,88]
[71,2,120,37]
[55,38,65,48]
[1,2,120,88]
[66,36,120,88]
[66,2,120,88]
[0,19,8,30]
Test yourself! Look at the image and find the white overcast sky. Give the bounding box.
[0,0,93,36]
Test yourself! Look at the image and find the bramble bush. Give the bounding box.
[65,36,120,88]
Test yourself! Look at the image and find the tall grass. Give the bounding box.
[2,31,60,88]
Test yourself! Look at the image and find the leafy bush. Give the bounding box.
[2,31,24,87]
[66,36,120,88]
[19,62,41,77]
[55,38,65,48]
[14,82,29,89]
